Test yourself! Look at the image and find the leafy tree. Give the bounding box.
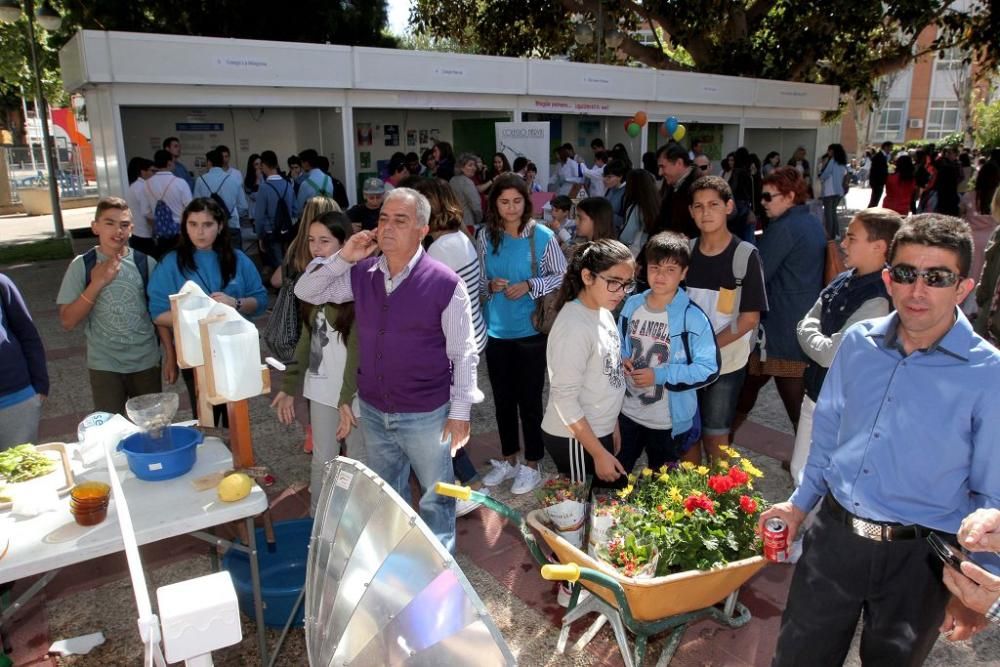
[1,0,395,112]
[975,99,1000,151]
[410,0,997,105]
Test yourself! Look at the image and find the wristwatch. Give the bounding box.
[235,298,243,312]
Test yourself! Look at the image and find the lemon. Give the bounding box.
[218,473,253,502]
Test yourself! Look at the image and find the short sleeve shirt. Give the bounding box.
[56,248,160,373]
[622,303,672,430]
[685,236,768,374]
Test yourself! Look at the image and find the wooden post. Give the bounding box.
[227,400,255,468]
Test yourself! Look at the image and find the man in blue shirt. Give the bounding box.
[194,149,248,250]
[253,150,295,269]
[163,136,195,191]
[293,148,335,219]
[760,213,1000,664]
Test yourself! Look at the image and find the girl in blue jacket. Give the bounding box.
[617,232,720,471]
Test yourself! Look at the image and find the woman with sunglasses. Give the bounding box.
[541,239,634,486]
[477,174,567,495]
[733,167,825,443]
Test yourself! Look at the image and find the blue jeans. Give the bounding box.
[359,399,456,552]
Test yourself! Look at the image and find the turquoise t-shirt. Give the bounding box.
[56,247,161,373]
[482,224,554,340]
[146,248,268,320]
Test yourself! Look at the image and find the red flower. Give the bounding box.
[683,492,716,514]
[739,495,758,514]
[708,474,735,495]
[728,466,749,486]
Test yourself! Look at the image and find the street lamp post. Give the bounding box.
[0,0,64,238]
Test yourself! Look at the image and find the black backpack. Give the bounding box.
[202,174,231,216]
[266,181,295,241]
[83,248,149,303]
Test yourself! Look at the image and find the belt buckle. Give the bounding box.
[852,517,884,541]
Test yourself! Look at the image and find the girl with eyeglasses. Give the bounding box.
[541,239,634,486]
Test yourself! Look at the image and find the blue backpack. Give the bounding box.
[147,177,180,239]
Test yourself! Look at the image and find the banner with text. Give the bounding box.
[495,122,550,193]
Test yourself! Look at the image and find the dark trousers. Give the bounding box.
[617,413,685,472]
[868,181,885,208]
[452,447,479,484]
[542,431,626,489]
[485,334,546,462]
[773,500,950,667]
[88,366,162,416]
[180,367,228,428]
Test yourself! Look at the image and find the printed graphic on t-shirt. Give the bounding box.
[601,325,625,390]
[623,306,672,429]
[308,309,330,377]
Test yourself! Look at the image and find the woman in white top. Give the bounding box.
[126,157,156,257]
[541,239,635,485]
[449,153,484,231]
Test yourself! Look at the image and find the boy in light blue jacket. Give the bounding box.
[617,231,720,471]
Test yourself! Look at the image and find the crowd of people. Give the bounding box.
[2,130,1000,662]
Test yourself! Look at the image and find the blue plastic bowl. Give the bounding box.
[117,426,203,481]
[223,518,313,628]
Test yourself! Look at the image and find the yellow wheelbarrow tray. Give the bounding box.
[436,483,769,667]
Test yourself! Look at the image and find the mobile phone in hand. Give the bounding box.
[927,533,969,571]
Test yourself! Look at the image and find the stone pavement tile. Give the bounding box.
[734,420,795,463]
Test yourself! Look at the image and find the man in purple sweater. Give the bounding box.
[295,188,483,552]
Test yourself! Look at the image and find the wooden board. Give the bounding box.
[0,443,75,511]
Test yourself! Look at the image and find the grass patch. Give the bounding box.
[0,238,74,264]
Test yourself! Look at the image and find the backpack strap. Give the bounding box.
[82,248,149,304]
[729,240,755,333]
[82,248,97,290]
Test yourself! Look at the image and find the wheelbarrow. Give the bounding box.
[436,482,767,667]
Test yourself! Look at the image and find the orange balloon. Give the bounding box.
[634,111,648,127]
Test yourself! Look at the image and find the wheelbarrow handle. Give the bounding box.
[541,563,580,583]
[435,482,472,500]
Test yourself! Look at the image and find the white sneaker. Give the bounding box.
[456,487,491,518]
[556,582,591,608]
[511,464,542,495]
[482,459,517,487]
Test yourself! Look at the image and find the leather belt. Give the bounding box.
[823,495,953,543]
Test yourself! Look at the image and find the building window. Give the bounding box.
[934,47,964,72]
[925,100,961,139]
[873,100,905,142]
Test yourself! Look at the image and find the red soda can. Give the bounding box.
[763,517,789,562]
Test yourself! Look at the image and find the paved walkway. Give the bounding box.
[1,191,995,666]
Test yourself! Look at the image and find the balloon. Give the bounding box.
[672,124,687,141]
[658,124,669,138]
[624,117,635,132]
[665,116,679,134]
[634,111,648,127]
[626,122,642,138]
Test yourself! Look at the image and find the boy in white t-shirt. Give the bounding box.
[683,176,768,463]
[617,232,720,471]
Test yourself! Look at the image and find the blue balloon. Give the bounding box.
[665,116,679,134]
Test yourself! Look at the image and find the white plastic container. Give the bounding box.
[176,292,214,367]
[157,571,242,664]
[211,320,264,401]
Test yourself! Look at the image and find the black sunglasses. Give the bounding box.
[696,164,710,171]
[888,264,961,288]
[760,192,778,202]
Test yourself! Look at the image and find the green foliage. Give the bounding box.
[409,0,997,103]
[975,99,1000,152]
[0,237,73,264]
[594,448,764,576]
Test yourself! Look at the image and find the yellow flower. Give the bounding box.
[658,473,670,484]
[729,448,741,459]
[742,460,764,478]
[628,473,638,484]
[680,461,696,471]
[664,510,675,521]
[695,465,710,476]
[617,484,634,499]
[659,464,669,475]
[642,468,653,478]
[717,459,730,470]
[668,486,683,503]
[718,445,733,456]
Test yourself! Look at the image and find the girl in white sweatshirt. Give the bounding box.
[541,239,635,485]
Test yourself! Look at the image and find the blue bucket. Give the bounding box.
[117,426,203,481]
[223,518,313,628]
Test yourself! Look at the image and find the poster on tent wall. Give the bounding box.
[495,122,550,193]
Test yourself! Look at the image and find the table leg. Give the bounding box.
[246,517,267,662]
[0,569,60,627]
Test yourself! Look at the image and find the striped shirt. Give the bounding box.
[294,246,484,421]
[428,232,488,354]
[475,219,567,302]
